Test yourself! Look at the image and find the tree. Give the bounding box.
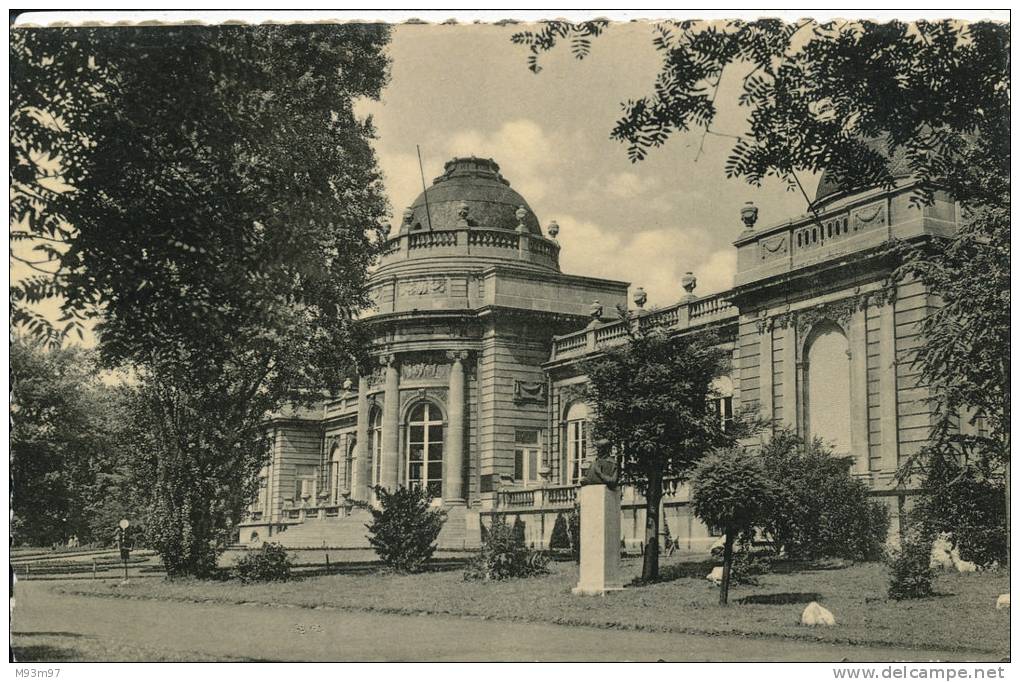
[585,325,734,581]
[690,449,778,605]
[757,430,889,561]
[513,20,1008,209]
[515,18,1010,547]
[10,338,137,546]
[11,25,393,576]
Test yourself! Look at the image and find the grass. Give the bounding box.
[11,631,262,662]
[58,555,1010,657]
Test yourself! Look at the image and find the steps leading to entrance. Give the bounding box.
[270,511,373,549]
[262,506,481,550]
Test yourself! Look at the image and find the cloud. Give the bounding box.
[553,214,735,309]
[374,118,563,223]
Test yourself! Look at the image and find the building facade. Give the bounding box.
[237,155,961,551]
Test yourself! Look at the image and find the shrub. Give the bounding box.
[730,543,775,585]
[549,513,571,550]
[364,485,446,573]
[910,457,1007,568]
[232,542,292,583]
[464,515,550,581]
[887,534,937,600]
[566,505,581,562]
[759,430,889,561]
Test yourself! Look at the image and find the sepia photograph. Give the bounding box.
[8,9,1011,668]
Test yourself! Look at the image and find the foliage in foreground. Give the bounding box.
[691,448,778,604]
[909,455,1007,568]
[887,534,937,600]
[464,515,550,582]
[365,486,447,573]
[585,325,734,582]
[758,431,890,562]
[232,543,293,583]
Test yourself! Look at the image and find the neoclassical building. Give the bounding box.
[237,154,961,551]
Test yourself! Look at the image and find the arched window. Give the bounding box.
[407,402,443,497]
[369,408,383,490]
[327,442,342,503]
[344,438,356,495]
[805,322,851,453]
[564,402,589,485]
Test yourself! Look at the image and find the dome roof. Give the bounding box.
[814,140,912,206]
[399,157,542,236]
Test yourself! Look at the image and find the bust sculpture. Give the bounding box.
[581,438,619,490]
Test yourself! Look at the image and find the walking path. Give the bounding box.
[11,581,995,662]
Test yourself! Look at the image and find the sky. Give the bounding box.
[359,21,815,306]
[13,18,823,351]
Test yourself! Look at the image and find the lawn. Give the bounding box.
[11,632,261,662]
[58,555,1010,657]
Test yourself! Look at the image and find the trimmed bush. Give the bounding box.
[759,430,890,561]
[464,515,550,582]
[887,535,937,600]
[365,485,447,573]
[232,542,292,583]
[549,513,571,550]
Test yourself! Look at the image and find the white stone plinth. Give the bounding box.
[572,484,624,596]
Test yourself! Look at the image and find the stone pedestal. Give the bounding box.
[572,484,624,596]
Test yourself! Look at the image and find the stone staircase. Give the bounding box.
[265,506,480,550]
[270,510,373,549]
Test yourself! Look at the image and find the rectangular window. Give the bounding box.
[514,429,542,484]
[566,420,587,484]
[294,465,316,502]
[708,397,734,432]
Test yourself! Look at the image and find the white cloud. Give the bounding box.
[553,214,734,309]
[375,118,563,222]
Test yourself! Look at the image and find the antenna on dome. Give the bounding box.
[416,145,434,231]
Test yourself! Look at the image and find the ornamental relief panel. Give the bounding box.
[400,361,450,381]
[759,235,788,262]
[397,278,447,297]
[850,201,887,231]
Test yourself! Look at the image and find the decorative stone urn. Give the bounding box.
[547,220,560,239]
[515,206,528,233]
[681,272,697,300]
[633,286,647,309]
[457,200,470,226]
[740,201,759,229]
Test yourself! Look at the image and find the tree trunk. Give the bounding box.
[641,473,662,582]
[719,530,734,606]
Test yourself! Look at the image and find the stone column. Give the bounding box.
[782,324,798,432]
[849,308,870,473]
[380,354,400,492]
[878,301,899,474]
[758,319,774,431]
[445,351,467,504]
[353,375,371,501]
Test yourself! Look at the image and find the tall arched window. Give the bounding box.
[328,442,342,503]
[564,402,589,484]
[368,408,383,490]
[805,322,851,453]
[407,402,443,497]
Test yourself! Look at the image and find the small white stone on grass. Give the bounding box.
[929,533,954,570]
[996,593,1010,610]
[706,566,723,585]
[801,601,836,627]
